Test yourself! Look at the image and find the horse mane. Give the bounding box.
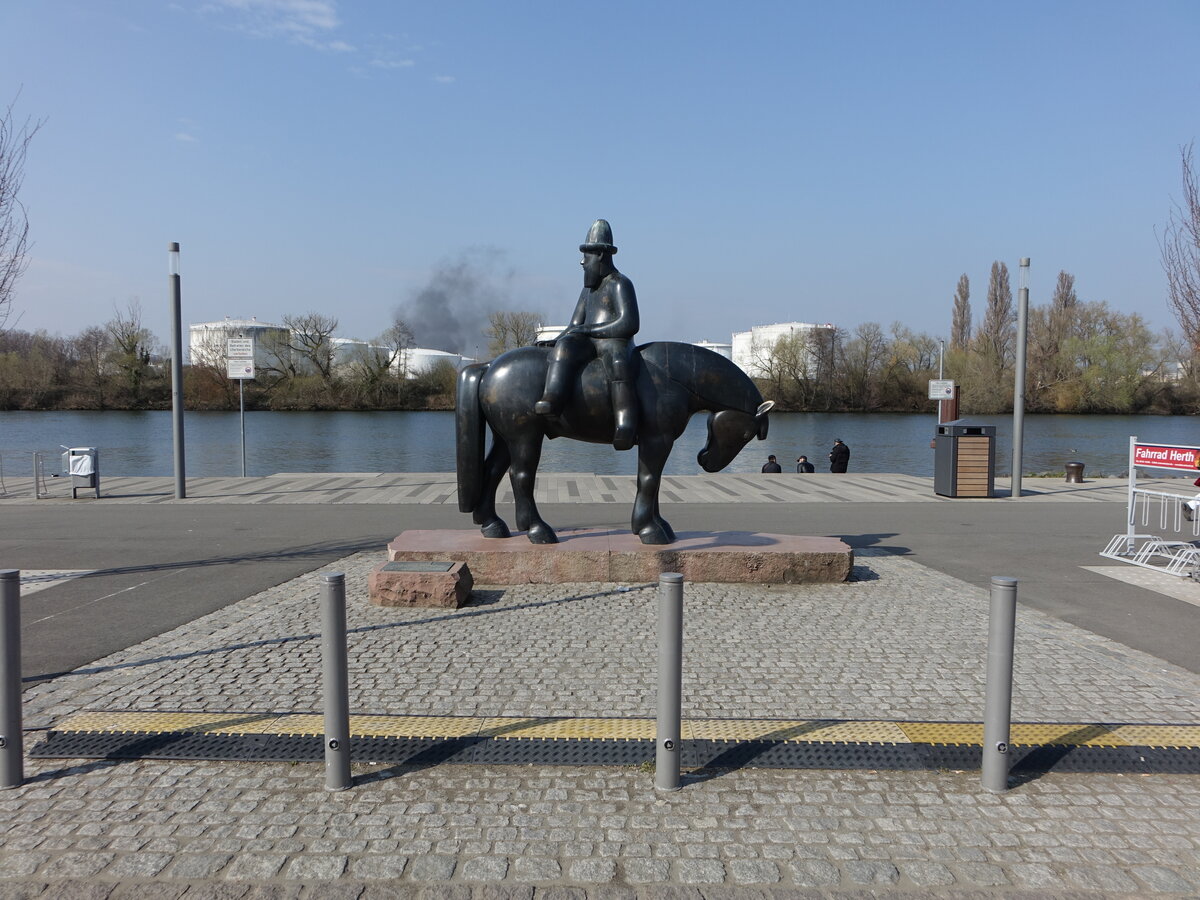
[637,341,764,414]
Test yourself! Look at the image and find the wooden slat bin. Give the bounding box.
[933,422,996,498]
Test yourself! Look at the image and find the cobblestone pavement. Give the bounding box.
[4,549,1199,896]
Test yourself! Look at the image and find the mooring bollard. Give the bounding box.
[982,576,1017,792]
[656,572,683,792]
[321,572,351,791]
[1,570,23,789]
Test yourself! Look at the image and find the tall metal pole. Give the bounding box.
[1011,258,1030,500]
[655,572,683,792]
[321,572,351,791]
[239,379,246,478]
[982,576,1017,792]
[937,338,945,429]
[0,570,23,789]
[169,243,187,499]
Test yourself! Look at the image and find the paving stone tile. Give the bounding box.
[407,854,457,881]
[676,859,727,883]
[566,859,617,883]
[225,853,288,880]
[788,859,841,886]
[348,855,408,879]
[511,857,561,881]
[460,856,510,881]
[104,852,173,878]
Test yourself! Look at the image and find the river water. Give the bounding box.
[0,410,1195,478]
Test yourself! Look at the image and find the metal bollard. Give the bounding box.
[982,576,1017,792]
[1,570,23,789]
[321,573,351,791]
[655,573,683,792]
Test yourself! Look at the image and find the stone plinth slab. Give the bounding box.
[368,560,473,607]
[386,529,852,585]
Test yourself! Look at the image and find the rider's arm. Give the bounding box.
[584,278,640,339]
[564,290,589,333]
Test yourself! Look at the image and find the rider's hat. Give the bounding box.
[580,219,618,255]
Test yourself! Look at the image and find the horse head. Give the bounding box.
[697,401,774,472]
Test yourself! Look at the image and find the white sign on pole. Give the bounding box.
[227,337,255,380]
[227,359,255,379]
[227,337,254,359]
[928,379,955,400]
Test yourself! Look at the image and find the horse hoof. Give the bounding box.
[638,525,673,545]
[481,520,511,539]
[527,525,559,545]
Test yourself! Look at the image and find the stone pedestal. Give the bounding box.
[368,560,473,608]
[386,528,852,585]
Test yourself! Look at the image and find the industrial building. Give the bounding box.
[731,322,836,379]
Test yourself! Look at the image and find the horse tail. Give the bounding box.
[456,362,488,513]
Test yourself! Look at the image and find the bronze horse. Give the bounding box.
[456,341,772,544]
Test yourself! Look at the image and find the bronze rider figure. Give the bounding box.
[534,219,640,450]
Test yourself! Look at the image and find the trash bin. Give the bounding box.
[64,447,99,499]
[1064,461,1085,483]
[934,422,995,498]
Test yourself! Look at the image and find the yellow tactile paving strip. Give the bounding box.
[51,712,1200,749]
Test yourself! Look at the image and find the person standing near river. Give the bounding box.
[829,439,850,473]
[796,455,815,473]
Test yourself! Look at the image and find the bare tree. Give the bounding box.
[0,94,44,331]
[281,312,338,384]
[106,300,155,402]
[485,310,542,357]
[1160,143,1200,347]
[72,325,111,407]
[342,316,415,405]
[951,274,971,350]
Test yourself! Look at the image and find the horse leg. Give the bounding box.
[632,438,675,544]
[473,437,512,539]
[509,435,558,544]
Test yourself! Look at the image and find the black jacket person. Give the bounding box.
[829,439,850,473]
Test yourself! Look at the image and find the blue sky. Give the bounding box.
[2,0,1198,354]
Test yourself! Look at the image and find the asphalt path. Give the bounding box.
[3,498,1196,684]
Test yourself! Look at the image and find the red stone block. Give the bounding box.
[368,560,473,608]
[385,528,851,585]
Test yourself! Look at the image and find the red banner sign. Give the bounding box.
[1133,443,1200,471]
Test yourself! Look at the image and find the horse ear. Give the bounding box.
[755,400,773,440]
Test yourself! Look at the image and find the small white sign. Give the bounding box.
[928,379,955,400]
[227,337,254,358]
[227,359,255,379]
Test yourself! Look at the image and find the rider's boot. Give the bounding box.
[611,379,637,451]
[535,361,570,416]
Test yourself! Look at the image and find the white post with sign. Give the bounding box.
[929,379,954,435]
[227,337,256,477]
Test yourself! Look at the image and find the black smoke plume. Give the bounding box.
[397,248,515,356]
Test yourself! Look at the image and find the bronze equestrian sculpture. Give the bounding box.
[456,220,773,546]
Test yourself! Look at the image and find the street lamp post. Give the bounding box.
[169,242,187,499]
[1011,258,1030,500]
